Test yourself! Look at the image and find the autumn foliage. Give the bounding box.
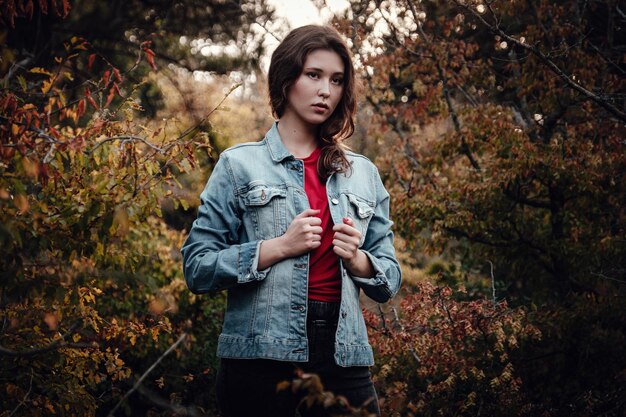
[333,0,626,415]
[1,2,225,416]
[1,0,625,416]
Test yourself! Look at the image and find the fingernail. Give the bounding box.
[342,217,351,224]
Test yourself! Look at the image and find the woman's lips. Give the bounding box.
[312,104,328,113]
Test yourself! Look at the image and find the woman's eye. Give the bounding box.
[332,78,344,85]
[307,72,319,79]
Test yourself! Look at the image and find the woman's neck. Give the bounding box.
[276,116,319,158]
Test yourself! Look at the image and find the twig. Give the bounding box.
[377,304,390,335]
[488,260,496,306]
[136,384,210,417]
[107,333,187,417]
[8,369,33,417]
[391,307,421,363]
[90,135,165,154]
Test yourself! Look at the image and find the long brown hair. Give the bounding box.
[268,25,355,179]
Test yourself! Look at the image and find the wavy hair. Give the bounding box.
[268,25,355,179]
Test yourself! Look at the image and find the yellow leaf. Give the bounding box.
[29,67,53,76]
[73,333,81,343]
[113,206,130,236]
[42,79,53,94]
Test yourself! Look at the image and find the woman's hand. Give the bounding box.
[332,217,375,277]
[258,209,323,269]
[280,208,323,257]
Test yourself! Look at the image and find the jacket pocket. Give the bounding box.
[243,183,288,239]
[344,193,375,246]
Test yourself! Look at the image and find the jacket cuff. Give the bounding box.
[348,250,391,288]
[238,240,270,283]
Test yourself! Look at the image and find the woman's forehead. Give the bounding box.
[303,49,345,74]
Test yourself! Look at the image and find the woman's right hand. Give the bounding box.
[278,208,323,258]
[257,209,322,270]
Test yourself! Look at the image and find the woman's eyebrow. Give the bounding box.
[304,66,344,76]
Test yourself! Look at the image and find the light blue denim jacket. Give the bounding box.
[181,123,401,367]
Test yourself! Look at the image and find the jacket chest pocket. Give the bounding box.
[243,184,288,239]
[344,193,375,246]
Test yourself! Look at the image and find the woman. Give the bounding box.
[181,25,401,417]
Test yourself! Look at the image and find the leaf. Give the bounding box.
[145,48,157,70]
[42,79,54,94]
[29,67,53,76]
[105,87,115,108]
[14,194,29,213]
[17,75,27,92]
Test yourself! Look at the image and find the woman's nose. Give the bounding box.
[318,83,331,98]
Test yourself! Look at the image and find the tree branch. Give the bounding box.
[8,369,33,417]
[0,321,95,358]
[407,0,482,170]
[107,333,187,417]
[451,0,626,123]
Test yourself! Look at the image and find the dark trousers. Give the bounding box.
[216,300,381,417]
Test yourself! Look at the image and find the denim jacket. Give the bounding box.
[181,122,401,367]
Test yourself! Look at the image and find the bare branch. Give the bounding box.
[488,260,497,306]
[0,321,95,358]
[136,384,210,417]
[107,333,188,417]
[8,369,33,417]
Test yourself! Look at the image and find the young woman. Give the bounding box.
[181,25,401,417]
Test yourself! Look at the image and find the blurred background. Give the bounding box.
[1,0,625,416]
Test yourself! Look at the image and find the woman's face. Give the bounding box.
[284,48,345,127]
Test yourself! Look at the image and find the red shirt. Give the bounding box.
[299,147,341,302]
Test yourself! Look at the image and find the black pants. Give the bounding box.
[216,300,381,417]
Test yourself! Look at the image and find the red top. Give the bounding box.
[299,147,341,302]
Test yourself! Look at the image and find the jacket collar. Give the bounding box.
[265,122,295,163]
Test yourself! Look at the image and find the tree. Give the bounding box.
[0,2,260,415]
[333,0,626,415]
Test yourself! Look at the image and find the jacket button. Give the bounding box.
[341,311,347,318]
[331,198,339,205]
[298,305,305,312]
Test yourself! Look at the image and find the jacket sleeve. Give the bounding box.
[181,153,268,293]
[348,166,402,303]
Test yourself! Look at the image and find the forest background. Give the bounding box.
[1,0,625,416]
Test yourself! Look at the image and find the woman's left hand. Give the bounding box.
[332,217,362,267]
[333,217,376,278]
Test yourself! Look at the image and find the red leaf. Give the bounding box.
[88,54,96,71]
[105,87,115,108]
[145,49,157,70]
[76,98,86,118]
[24,0,34,20]
[85,89,98,110]
[113,82,122,97]
[38,0,48,15]
[62,0,70,16]
[103,70,110,86]
[112,67,122,82]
